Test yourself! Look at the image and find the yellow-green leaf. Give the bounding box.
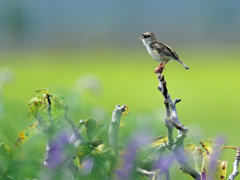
[35,88,48,94]
[148,135,168,148]
[201,151,227,180]
[120,105,130,127]
[184,143,197,153]
[201,152,210,176]
[212,160,227,180]
[27,96,45,120]
[14,122,39,147]
[199,139,224,155]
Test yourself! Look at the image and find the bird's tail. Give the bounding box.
[177,59,189,70]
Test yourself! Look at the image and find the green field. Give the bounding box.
[0,48,240,179]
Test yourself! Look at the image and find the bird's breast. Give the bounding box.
[146,46,166,63]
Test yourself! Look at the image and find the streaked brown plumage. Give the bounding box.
[140,32,189,71]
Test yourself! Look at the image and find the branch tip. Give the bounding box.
[120,105,126,112]
[174,99,182,105]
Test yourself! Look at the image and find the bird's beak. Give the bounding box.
[139,34,144,39]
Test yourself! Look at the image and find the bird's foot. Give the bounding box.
[154,63,165,73]
[154,66,164,73]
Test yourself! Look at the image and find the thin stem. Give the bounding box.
[222,146,237,150]
[64,106,84,142]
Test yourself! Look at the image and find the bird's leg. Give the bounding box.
[162,60,169,67]
[154,62,168,73]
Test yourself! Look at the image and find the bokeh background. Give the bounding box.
[0,1,240,179]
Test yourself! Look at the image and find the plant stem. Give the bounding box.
[108,105,125,153]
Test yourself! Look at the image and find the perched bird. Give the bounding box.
[140,32,189,72]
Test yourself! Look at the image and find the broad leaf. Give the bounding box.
[85,119,106,141]
[214,160,227,180]
[52,95,65,117]
[184,143,196,153]
[76,120,86,133]
[201,153,227,180]
[77,144,115,178]
[14,122,39,147]
[199,139,224,155]
[27,95,45,120]
[0,142,12,175]
[193,146,203,172]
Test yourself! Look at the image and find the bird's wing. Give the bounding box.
[150,41,179,59]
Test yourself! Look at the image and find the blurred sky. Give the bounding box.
[0,1,240,51]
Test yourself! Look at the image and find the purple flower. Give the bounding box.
[45,132,70,168]
[116,132,151,180]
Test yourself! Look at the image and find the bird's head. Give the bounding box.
[139,32,157,43]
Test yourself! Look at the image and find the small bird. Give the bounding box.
[140,32,189,72]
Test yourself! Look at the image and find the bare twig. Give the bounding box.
[155,69,201,180]
[228,147,240,180]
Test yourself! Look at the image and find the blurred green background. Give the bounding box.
[0,1,240,179]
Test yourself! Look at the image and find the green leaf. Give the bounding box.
[51,95,65,117]
[193,146,203,172]
[0,142,12,175]
[14,122,39,147]
[35,88,48,94]
[76,144,115,177]
[27,96,45,120]
[85,119,106,141]
[97,144,115,158]
[39,97,48,112]
[76,144,92,163]
[76,120,86,133]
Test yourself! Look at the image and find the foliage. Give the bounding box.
[0,142,12,176]
[0,78,239,179]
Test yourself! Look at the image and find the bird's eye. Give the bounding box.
[144,35,150,38]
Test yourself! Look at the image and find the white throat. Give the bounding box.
[142,39,152,47]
